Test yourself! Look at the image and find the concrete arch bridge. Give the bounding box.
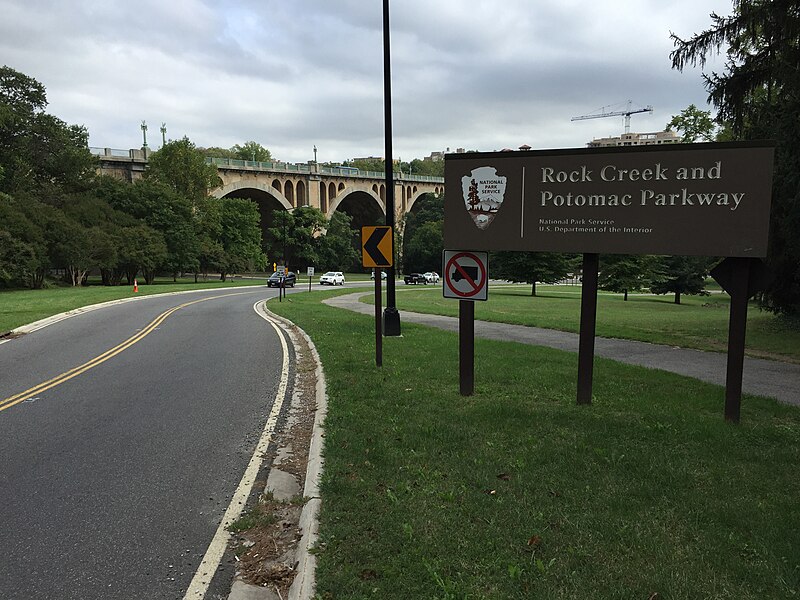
[93,148,444,253]
[207,157,443,240]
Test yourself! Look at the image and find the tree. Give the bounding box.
[408,158,445,178]
[0,66,95,197]
[231,141,272,163]
[194,195,223,281]
[666,104,717,142]
[198,146,236,159]
[0,193,47,287]
[349,157,385,173]
[0,229,37,287]
[403,221,443,273]
[117,224,168,285]
[0,193,42,287]
[267,207,327,270]
[218,198,265,280]
[599,254,654,301]
[401,193,444,272]
[491,252,576,296]
[145,137,221,207]
[0,66,46,114]
[318,211,359,271]
[670,0,800,314]
[649,255,716,304]
[97,176,200,279]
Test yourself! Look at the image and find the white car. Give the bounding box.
[423,271,440,283]
[319,271,345,286]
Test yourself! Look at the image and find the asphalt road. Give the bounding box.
[0,287,291,600]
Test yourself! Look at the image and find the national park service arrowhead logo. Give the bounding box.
[461,166,507,230]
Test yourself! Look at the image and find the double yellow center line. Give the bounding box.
[0,292,248,414]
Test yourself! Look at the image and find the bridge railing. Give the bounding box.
[88,148,443,182]
[209,157,443,182]
[207,157,311,173]
[89,147,148,159]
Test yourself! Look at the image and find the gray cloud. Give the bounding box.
[0,0,731,163]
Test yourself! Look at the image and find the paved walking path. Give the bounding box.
[325,292,800,407]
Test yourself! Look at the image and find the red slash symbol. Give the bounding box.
[446,252,486,298]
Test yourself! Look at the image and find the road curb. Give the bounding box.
[261,301,327,600]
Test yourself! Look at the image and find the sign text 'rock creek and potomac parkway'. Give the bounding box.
[444,142,775,257]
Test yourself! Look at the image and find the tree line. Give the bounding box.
[0,66,359,288]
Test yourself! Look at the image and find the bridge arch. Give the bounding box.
[328,186,385,219]
[406,189,437,213]
[283,181,294,206]
[212,181,294,254]
[212,180,293,211]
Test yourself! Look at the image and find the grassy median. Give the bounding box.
[270,289,799,599]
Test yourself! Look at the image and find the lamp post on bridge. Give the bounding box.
[140,120,148,149]
[313,145,317,163]
[160,123,167,146]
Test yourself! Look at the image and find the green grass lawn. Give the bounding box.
[381,284,800,363]
[0,276,266,334]
[270,290,800,599]
[3,277,798,597]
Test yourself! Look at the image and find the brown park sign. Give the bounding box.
[444,142,775,257]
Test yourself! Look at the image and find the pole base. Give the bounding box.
[382,307,401,336]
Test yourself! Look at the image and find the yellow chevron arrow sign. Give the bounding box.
[362,226,393,268]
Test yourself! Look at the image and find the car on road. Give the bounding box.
[370,270,388,280]
[267,271,296,287]
[319,271,345,286]
[423,271,440,283]
[404,273,427,285]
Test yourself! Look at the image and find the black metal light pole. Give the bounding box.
[382,0,401,336]
[140,120,148,149]
[282,213,287,266]
[160,122,167,145]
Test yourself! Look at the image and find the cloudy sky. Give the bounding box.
[1,0,732,164]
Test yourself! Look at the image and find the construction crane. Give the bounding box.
[571,100,654,134]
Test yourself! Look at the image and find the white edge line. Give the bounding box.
[9,285,259,336]
[182,299,290,600]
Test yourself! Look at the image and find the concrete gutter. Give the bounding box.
[225,303,327,600]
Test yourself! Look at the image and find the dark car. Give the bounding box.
[267,271,296,287]
[403,272,427,285]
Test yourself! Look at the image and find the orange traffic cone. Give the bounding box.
[133,279,139,293]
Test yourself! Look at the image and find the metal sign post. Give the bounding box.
[443,250,488,395]
[459,300,474,395]
[577,253,599,405]
[362,227,393,367]
[307,266,314,292]
[375,269,383,367]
